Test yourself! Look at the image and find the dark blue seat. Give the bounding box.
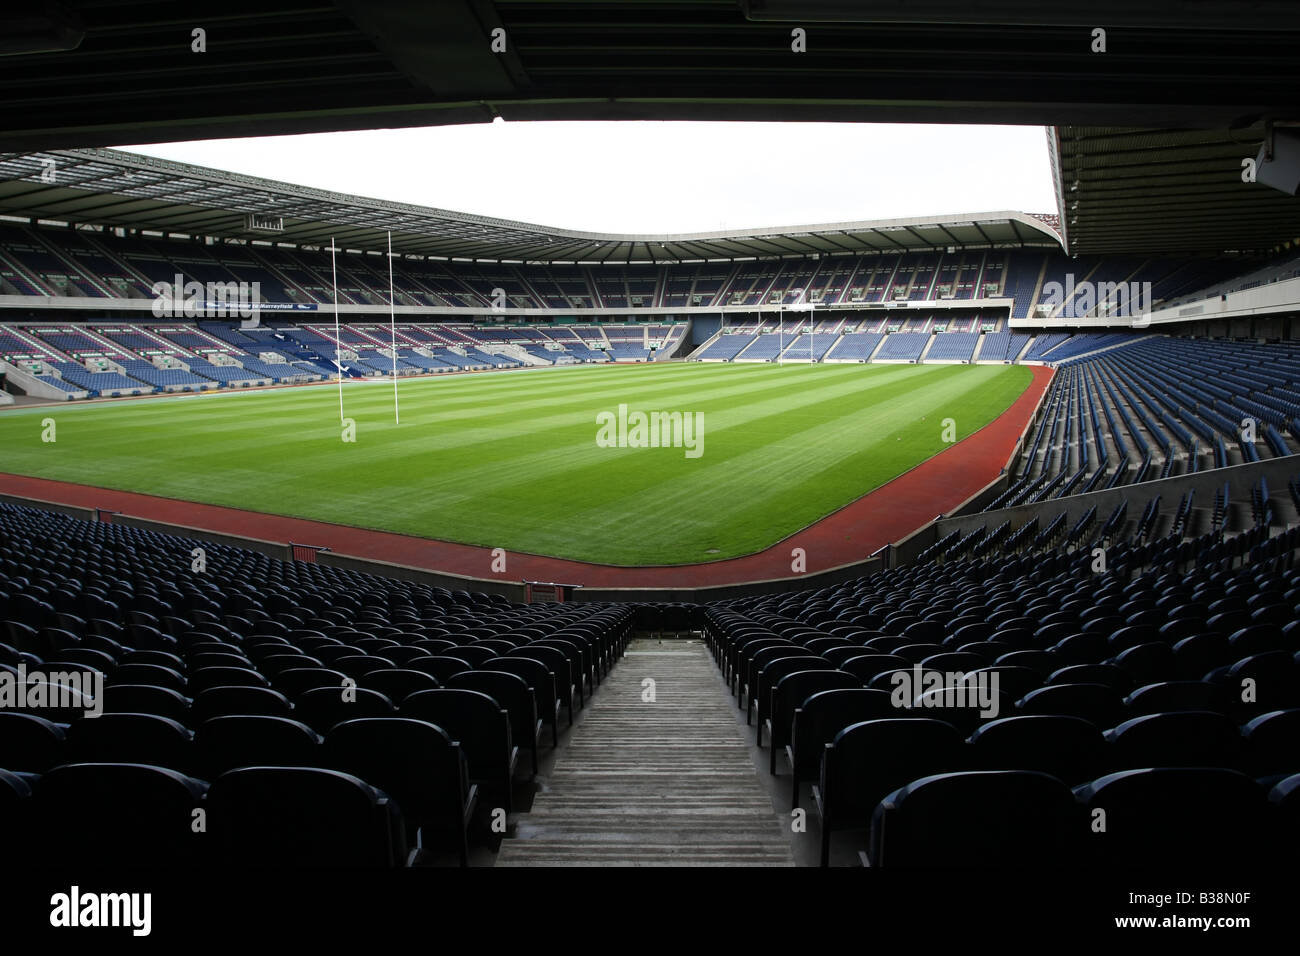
[1018,683,1126,728]
[35,763,208,866]
[66,712,194,773]
[1074,768,1268,866]
[325,717,477,866]
[207,766,409,867]
[869,770,1083,867]
[194,715,322,778]
[1105,710,1245,770]
[0,712,66,772]
[815,718,966,867]
[969,714,1107,786]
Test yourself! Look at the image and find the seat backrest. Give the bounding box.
[406,655,474,684]
[254,652,323,675]
[1047,663,1132,691]
[1171,633,1232,679]
[969,714,1106,785]
[1228,625,1285,656]
[66,711,193,771]
[0,711,66,773]
[360,668,442,705]
[194,714,322,777]
[332,654,396,679]
[790,688,895,773]
[187,666,270,694]
[993,649,1054,676]
[919,652,987,674]
[35,762,208,866]
[484,657,557,702]
[1112,641,1176,684]
[191,685,293,723]
[99,683,191,723]
[743,643,800,686]
[513,645,572,684]
[412,639,457,655]
[1017,682,1126,727]
[1224,651,1300,711]
[292,686,396,734]
[270,667,352,696]
[188,652,253,671]
[1269,773,1300,852]
[1244,708,1300,776]
[446,670,537,743]
[472,639,518,655]
[1050,632,1108,666]
[1105,710,1245,769]
[1123,680,1220,716]
[105,663,186,692]
[870,770,1083,866]
[324,717,467,831]
[962,665,1042,702]
[839,654,910,683]
[443,645,495,668]
[207,766,402,867]
[756,656,831,706]
[56,647,119,671]
[825,718,967,823]
[1107,625,1157,653]
[770,670,861,740]
[892,643,945,664]
[1074,767,1267,866]
[804,637,856,656]
[400,688,512,778]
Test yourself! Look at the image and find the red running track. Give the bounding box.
[0,365,1052,589]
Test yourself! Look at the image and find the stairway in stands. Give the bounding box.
[496,636,795,866]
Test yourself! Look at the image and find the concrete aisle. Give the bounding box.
[496,637,795,866]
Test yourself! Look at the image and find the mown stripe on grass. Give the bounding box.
[0,363,1031,564]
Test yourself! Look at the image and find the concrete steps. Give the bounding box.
[496,638,795,866]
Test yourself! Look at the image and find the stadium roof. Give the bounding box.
[0,148,1063,262]
[3,2,1297,261]
[1052,124,1300,257]
[2,1,1300,151]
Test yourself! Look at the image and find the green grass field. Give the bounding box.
[0,362,1032,565]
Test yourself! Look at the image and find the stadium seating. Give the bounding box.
[4,308,1300,870]
[702,480,1300,866]
[925,332,979,361]
[0,499,636,868]
[873,332,929,361]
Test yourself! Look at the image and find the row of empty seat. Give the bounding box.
[703,492,1300,865]
[0,501,632,866]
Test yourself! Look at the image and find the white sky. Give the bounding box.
[123,122,1057,235]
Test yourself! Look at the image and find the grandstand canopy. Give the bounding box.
[0,148,1062,262]
[2,1,1299,150]
[3,2,1297,262]
[1053,124,1300,257]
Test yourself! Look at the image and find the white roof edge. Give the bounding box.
[68,148,1063,248]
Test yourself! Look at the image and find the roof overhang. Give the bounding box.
[2,2,1300,151]
[1051,124,1300,256]
[0,147,1063,261]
